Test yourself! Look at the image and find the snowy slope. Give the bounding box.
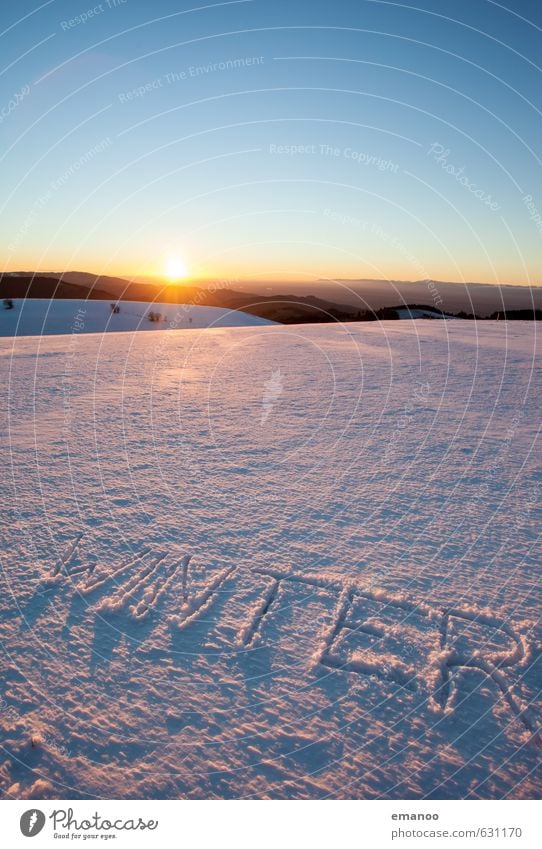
[0,321,540,800]
[0,298,273,337]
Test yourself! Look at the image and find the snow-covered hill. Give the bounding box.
[0,298,273,337]
[0,321,540,800]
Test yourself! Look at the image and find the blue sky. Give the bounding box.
[1,0,541,283]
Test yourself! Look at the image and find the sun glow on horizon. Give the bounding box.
[165,254,188,282]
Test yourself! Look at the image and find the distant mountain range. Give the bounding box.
[0,272,371,324]
[312,277,542,317]
[2,271,541,322]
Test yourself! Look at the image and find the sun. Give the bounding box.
[165,254,188,281]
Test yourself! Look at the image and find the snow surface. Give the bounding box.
[0,320,540,800]
[0,298,273,337]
